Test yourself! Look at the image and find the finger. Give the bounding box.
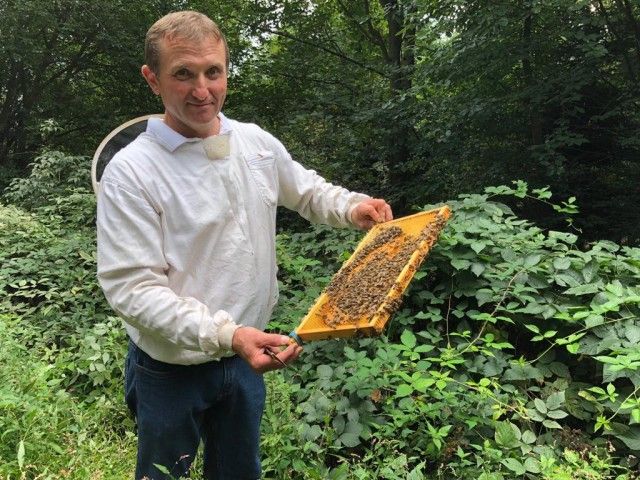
[278,343,301,363]
[263,334,291,348]
[368,203,384,223]
[384,203,393,221]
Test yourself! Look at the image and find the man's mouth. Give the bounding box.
[188,101,214,108]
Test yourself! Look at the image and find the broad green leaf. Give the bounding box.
[501,458,526,475]
[567,343,580,354]
[534,398,547,414]
[545,391,565,410]
[476,288,494,306]
[471,262,485,276]
[521,430,536,444]
[542,419,562,429]
[585,314,605,328]
[524,254,542,268]
[470,241,487,253]
[605,280,624,297]
[613,426,640,450]
[396,384,413,397]
[625,325,640,344]
[553,257,571,270]
[494,421,520,447]
[564,283,601,295]
[549,231,578,244]
[451,258,471,270]
[317,364,333,379]
[339,432,360,447]
[401,329,417,349]
[524,457,541,473]
[582,260,598,283]
[546,410,569,419]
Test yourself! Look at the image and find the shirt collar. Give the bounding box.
[146,113,232,152]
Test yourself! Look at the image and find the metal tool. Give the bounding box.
[263,347,288,368]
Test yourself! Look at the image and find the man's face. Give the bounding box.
[142,35,228,138]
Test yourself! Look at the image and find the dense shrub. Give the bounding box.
[1,150,638,478]
[0,313,135,478]
[272,182,640,478]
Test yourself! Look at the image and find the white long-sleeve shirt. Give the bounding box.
[97,114,368,364]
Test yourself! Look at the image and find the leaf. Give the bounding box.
[495,421,520,447]
[451,258,471,270]
[471,262,485,277]
[545,391,565,410]
[524,254,542,268]
[613,426,640,450]
[339,432,360,447]
[17,440,25,470]
[542,419,562,429]
[396,384,413,397]
[470,241,487,253]
[549,231,578,244]
[553,257,571,270]
[582,260,598,283]
[401,329,417,349]
[546,410,569,419]
[317,364,333,379]
[564,283,601,295]
[521,430,536,444]
[534,398,547,414]
[585,314,605,328]
[567,343,580,354]
[625,325,640,344]
[154,464,170,474]
[524,457,541,473]
[476,289,494,306]
[501,458,526,475]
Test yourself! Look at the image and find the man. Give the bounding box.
[96,10,392,480]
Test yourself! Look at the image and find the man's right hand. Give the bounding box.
[231,326,302,373]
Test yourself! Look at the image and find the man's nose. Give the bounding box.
[192,75,209,101]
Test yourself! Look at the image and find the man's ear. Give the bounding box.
[141,65,160,95]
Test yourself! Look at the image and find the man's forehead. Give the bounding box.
[159,35,225,65]
[161,35,223,54]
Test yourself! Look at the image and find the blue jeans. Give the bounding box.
[125,342,265,479]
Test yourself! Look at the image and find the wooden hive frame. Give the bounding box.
[290,205,451,344]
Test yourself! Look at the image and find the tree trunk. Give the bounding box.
[378,0,415,197]
[521,4,543,147]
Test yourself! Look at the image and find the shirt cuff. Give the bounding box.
[347,195,371,225]
[198,309,241,356]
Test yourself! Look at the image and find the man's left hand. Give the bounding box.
[351,198,393,230]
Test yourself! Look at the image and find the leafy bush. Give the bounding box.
[0,313,135,478]
[3,150,92,212]
[272,181,640,478]
[1,151,638,478]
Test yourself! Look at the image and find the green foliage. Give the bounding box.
[3,150,93,211]
[0,314,135,478]
[271,181,640,477]
[1,150,639,478]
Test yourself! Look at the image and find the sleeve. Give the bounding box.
[270,136,370,227]
[96,171,239,358]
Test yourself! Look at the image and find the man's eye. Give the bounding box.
[206,68,221,78]
[174,69,191,79]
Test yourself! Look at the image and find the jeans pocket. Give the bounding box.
[134,347,184,379]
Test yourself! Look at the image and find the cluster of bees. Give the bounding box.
[319,211,449,329]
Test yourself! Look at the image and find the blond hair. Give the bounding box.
[145,11,229,73]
